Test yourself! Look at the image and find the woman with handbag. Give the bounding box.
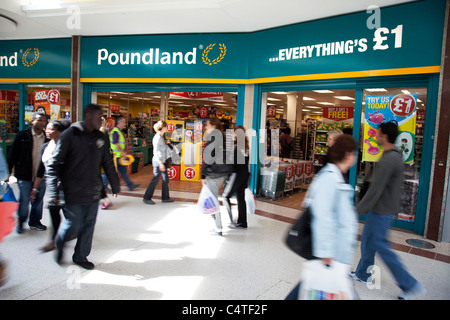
[143,120,174,205]
[31,119,71,252]
[286,134,358,299]
[222,126,250,229]
[201,117,232,236]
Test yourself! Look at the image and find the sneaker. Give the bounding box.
[128,183,140,191]
[398,283,426,300]
[349,272,371,284]
[73,259,95,270]
[209,229,223,236]
[29,222,47,231]
[143,199,155,205]
[229,223,247,229]
[162,198,174,203]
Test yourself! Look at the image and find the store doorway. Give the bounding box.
[260,89,355,207]
[94,90,238,190]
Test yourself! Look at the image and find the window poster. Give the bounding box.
[363,94,417,163]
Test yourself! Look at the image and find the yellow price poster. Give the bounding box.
[363,94,417,163]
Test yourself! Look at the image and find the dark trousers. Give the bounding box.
[56,203,99,262]
[222,172,249,227]
[144,160,170,201]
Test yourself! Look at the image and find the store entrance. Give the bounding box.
[94,90,238,189]
[259,85,429,234]
[260,89,355,207]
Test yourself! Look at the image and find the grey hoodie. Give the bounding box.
[357,147,404,215]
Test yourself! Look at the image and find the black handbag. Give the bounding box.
[285,206,316,260]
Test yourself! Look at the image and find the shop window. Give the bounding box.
[356,87,427,223]
[26,85,71,127]
[0,89,19,136]
[261,90,355,201]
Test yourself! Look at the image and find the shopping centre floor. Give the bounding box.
[1,170,449,300]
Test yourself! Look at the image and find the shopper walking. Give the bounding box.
[350,121,425,300]
[286,134,358,299]
[110,116,140,191]
[7,112,49,233]
[201,117,232,236]
[143,120,173,205]
[31,120,71,252]
[222,126,250,229]
[46,104,121,270]
[0,146,10,287]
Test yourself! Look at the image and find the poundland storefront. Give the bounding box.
[1,0,447,239]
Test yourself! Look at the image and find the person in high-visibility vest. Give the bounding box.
[110,116,140,191]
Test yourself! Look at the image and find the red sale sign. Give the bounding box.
[323,106,354,121]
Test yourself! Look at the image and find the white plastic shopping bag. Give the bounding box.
[197,184,221,215]
[298,259,356,300]
[245,188,256,215]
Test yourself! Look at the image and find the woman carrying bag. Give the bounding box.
[286,134,358,299]
[222,126,250,229]
[143,121,173,205]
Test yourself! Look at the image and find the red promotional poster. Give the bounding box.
[199,106,209,118]
[167,166,180,180]
[322,106,354,122]
[34,90,61,120]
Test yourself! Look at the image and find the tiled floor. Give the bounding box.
[1,171,449,300]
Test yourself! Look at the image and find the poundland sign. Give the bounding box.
[97,47,198,65]
[81,35,242,81]
[0,38,71,82]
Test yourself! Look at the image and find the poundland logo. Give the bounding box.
[0,48,40,68]
[97,43,227,66]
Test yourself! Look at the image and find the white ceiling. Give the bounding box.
[0,0,416,40]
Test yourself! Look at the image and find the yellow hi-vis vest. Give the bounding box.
[110,127,126,158]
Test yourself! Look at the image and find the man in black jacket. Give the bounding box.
[46,104,120,270]
[7,112,49,233]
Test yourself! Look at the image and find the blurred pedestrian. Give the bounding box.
[110,116,140,191]
[350,122,425,300]
[143,120,173,205]
[31,120,71,252]
[7,112,49,233]
[100,116,113,209]
[286,134,358,299]
[0,146,10,287]
[47,104,121,270]
[222,126,250,229]
[201,117,232,236]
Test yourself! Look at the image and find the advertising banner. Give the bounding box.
[363,94,417,163]
[33,90,61,121]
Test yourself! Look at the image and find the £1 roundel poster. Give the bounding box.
[363,94,417,163]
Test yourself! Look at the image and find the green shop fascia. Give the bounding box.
[0,0,446,236]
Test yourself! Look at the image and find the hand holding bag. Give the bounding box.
[298,260,356,300]
[197,184,221,215]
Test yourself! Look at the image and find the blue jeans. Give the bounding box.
[17,179,46,225]
[143,160,170,201]
[355,210,418,292]
[117,162,134,189]
[56,203,99,262]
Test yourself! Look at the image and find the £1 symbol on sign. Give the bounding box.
[167,167,176,180]
[390,94,416,117]
[167,123,175,132]
[47,90,60,104]
[184,167,196,180]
